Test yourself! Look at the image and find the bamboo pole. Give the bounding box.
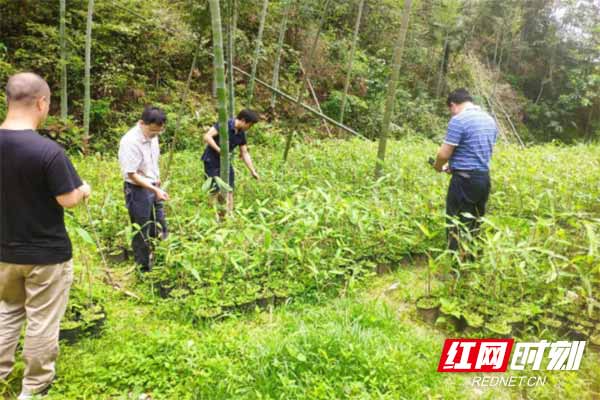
[60,0,68,121]
[227,0,237,118]
[306,0,330,75]
[297,0,330,105]
[83,0,94,154]
[435,29,449,99]
[298,61,332,136]
[339,0,366,125]
[247,0,269,105]
[283,129,295,162]
[209,0,231,186]
[294,0,332,135]
[270,0,292,110]
[163,47,200,183]
[374,0,413,178]
[232,64,366,139]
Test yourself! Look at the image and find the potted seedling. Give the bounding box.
[107,246,129,264]
[484,319,512,338]
[60,292,106,345]
[416,295,441,325]
[59,227,108,344]
[414,230,441,325]
[463,311,484,335]
[439,297,467,332]
[416,257,442,325]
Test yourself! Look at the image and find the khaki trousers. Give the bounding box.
[0,260,73,394]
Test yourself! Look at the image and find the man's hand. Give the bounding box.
[433,162,451,174]
[154,187,169,201]
[434,144,456,173]
[79,182,92,200]
[251,170,260,180]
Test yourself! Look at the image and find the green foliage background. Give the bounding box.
[1,0,598,149]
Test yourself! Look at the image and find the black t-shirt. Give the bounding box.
[0,129,83,265]
[201,119,247,168]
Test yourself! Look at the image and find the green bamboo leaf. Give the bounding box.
[264,230,272,249]
[214,176,233,192]
[76,227,95,246]
[202,177,214,193]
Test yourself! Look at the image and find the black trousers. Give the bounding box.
[445,171,490,252]
[124,183,167,271]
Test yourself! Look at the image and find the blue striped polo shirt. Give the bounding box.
[444,105,498,171]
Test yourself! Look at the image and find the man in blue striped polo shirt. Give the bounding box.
[432,88,498,256]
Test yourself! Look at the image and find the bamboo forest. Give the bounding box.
[0,0,599,399]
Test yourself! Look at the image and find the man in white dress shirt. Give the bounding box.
[118,106,169,272]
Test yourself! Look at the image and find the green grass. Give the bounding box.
[2,137,599,399]
[4,266,598,399]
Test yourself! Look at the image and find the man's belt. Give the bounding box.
[451,169,489,179]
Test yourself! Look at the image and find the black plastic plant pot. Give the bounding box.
[375,263,393,275]
[59,323,85,345]
[510,321,527,335]
[88,311,107,338]
[416,296,441,325]
[157,282,173,299]
[567,325,591,341]
[443,314,468,332]
[59,304,106,345]
[463,312,484,335]
[590,332,600,352]
[107,247,129,264]
[539,317,563,334]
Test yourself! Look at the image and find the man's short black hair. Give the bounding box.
[236,109,260,124]
[141,106,167,125]
[447,88,473,107]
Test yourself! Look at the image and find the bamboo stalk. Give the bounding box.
[298,61,332,136]
[209,0,231,186]
[339,0,366,125]
[306,0,330,75]
[270,0,292,110]
[163,47,200,183]
[227,0,237,118]
[247,0,269,105]
[60,0,68,121]
[283,129,295,162]
[435,29,449,99]
[294,0,332,134]
[232,65,366,139]
[83,0,94,155]
[375,0,413,178]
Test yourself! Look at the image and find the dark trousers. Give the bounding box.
[446,171,490,253]
[124,183,167,271]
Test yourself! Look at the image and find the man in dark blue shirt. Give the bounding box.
[202,109,260,217]
[432,88,498,258]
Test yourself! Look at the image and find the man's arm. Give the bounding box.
[119,142,168,200]
[47,149,91,208]
[203,126,221,153]
[128,172,169,201]
[239,145,259,179]
[434,116,462,173]
[56,182,91,208]
[434,143,455,172]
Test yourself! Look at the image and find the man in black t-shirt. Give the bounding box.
[0,72,91,399]
[202,109,260,218]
